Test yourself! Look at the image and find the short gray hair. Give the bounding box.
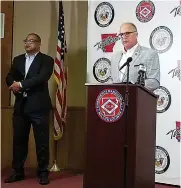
[121,22,137,32]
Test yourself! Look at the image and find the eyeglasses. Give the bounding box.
[119,31,137,37]
[23,39,39,44]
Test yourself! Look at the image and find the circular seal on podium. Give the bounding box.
[95,89,125,123]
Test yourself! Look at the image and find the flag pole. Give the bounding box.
[49,111,61,172]
[49,138,60,172]
[50,0,66,172]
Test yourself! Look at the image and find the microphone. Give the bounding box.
[135,64,147,86]
[119,57,133,71]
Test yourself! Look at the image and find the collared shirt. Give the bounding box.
[19,52,39,96]
[119,43,138,81]
[25,52,39,77]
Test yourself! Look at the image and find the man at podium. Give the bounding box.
[111,22,160,91]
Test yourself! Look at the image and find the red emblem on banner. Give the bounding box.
[95,89,125,123]
[101,34,119,52]
[94,33,120,52]
[176,121,181,142]
[166,121,181,142]
[136,0,155,23]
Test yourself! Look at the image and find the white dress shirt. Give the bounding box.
[119,43,138,81]
[19,52,39,95]
[25,52,39,77]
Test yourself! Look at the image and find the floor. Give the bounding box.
[1,168,179,188]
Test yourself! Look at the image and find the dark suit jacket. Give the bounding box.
[6,52,54,115]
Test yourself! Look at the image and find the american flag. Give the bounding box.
[53,1,67,140]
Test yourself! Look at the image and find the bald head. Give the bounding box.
[121,23,137,32]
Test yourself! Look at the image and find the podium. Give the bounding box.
[83,84,157,188]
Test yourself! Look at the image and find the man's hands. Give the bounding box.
[9,81,21,93]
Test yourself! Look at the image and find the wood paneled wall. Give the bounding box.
[1,107,86,171]
[1,1,14,107]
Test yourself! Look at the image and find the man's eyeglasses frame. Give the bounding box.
[119,31,137,37]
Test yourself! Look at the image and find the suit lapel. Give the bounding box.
[131,45,141,66]
[122,45,141,81]
[21,55,26,78]
[117,52,123,70]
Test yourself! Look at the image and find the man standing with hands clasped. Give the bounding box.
[111,22,160,91]
[5,33,54,185]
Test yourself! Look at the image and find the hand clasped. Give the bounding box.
[9,82,21,93]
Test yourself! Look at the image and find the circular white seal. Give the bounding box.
[94,2,114,27]
[153,86,171,113]
[155,146,170,174]
[149,26,173,53]
[93,58,111,83]
[136,0,155,23]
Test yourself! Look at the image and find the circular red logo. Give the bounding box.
[95,89,125,123]
[136,0,155,23]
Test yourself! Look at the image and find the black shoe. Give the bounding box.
[37,171,49,185]
[38,176,49,185]
[4,173,25,183]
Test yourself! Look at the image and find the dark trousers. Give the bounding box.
[12,111,50,176]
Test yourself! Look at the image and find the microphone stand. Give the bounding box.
[123,62,130,188]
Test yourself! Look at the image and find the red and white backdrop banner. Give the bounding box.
[87,0,181,186]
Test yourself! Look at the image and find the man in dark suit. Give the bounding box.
[4,33,54,185]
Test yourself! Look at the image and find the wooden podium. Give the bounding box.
[83,84,157,188]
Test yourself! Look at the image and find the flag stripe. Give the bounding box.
[54,69,60,81]
[57,45,61,54]
[57,89,63,106]
[55,58,61,69]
